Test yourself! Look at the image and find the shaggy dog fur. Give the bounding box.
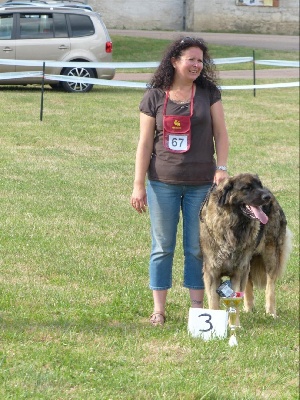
[200,173,292,317]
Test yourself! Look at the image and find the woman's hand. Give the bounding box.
[213,169,229,185]
[131,185,147,214]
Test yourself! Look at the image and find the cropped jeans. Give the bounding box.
[147,180,211,291]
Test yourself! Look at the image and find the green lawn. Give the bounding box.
[0,37,298,399]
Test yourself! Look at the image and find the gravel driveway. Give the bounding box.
[110,29,299,51]
[111,29,299,81]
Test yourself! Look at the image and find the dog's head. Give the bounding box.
[216,174,271,224]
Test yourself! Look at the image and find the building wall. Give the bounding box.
[192,0,299,35]
[90,0,299,35]
[94,0,183,31]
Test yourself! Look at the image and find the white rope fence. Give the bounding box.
[0,57,298,90]
[0,56,298,120]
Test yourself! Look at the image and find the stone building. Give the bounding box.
[89,0,299,35]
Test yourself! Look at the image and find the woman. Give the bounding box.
[130,37,229,326]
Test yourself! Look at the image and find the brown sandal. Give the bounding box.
[149,313,166,326]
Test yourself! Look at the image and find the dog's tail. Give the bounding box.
[249,227,293,289]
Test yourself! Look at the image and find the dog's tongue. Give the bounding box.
[250,206,268,224]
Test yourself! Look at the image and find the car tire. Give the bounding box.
[60,66,95,93]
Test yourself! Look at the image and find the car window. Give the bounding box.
[0,14,13,39]
[68,14,94,37]
[53,13,68,38]
[20,13,54,38]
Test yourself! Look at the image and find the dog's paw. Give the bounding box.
[266,311,277,318]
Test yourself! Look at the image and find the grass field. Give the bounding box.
[0,37,299,399]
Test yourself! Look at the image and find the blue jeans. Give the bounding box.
[147,180,211,290]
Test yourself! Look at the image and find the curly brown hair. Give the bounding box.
[148,36,219,90]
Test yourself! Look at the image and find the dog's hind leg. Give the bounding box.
[230,268,250,326]
[264,228,292,317]
[244,278,254,312]
[262,246,282,317]
[265,272,277,317]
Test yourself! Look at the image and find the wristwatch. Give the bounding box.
[216,166,227,171]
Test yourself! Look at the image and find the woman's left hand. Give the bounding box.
[213,170,229,185]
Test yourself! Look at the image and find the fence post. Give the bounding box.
[253,50,256,97]
[40,61,45,121]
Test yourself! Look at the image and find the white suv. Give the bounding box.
[0,4,115,92]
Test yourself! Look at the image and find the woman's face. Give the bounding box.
[172,46,204,82]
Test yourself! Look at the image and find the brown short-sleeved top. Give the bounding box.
[140,86,221,185]
[139,84,221,185]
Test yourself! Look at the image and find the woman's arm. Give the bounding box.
[211,100,230,184]
[131,112,156,213]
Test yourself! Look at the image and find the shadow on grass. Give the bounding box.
[0,85,142,95]
[239,306,298,330]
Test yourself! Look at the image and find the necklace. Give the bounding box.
[169,85,193,104]
[171,98,191,105]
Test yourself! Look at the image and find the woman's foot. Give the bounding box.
[149,312,166,326]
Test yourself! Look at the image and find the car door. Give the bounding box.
[15,12,71,75]
[0,13,16,73]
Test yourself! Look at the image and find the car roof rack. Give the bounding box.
[0,0,93,10]
[3,0,47,3]
[45,0,90,4]
[4,0,88,2]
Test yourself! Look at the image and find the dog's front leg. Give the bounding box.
[203,269,220,309]
[230,266,250,294]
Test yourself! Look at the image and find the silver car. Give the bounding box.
[0,5,115,92]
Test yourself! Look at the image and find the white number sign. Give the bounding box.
[188,308,228,340]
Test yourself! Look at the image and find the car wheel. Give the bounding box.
[61,66,95,93]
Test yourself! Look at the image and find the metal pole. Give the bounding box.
[183,0,187,31]
[253,50,256,97]
[40,61,45,121]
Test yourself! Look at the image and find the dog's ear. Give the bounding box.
[254,174,263,188]
[218,180,233,206]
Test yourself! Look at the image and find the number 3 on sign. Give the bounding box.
[187,308,228,340]
[198,313,213,332]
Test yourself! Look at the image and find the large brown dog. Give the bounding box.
[200,173,292,317]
